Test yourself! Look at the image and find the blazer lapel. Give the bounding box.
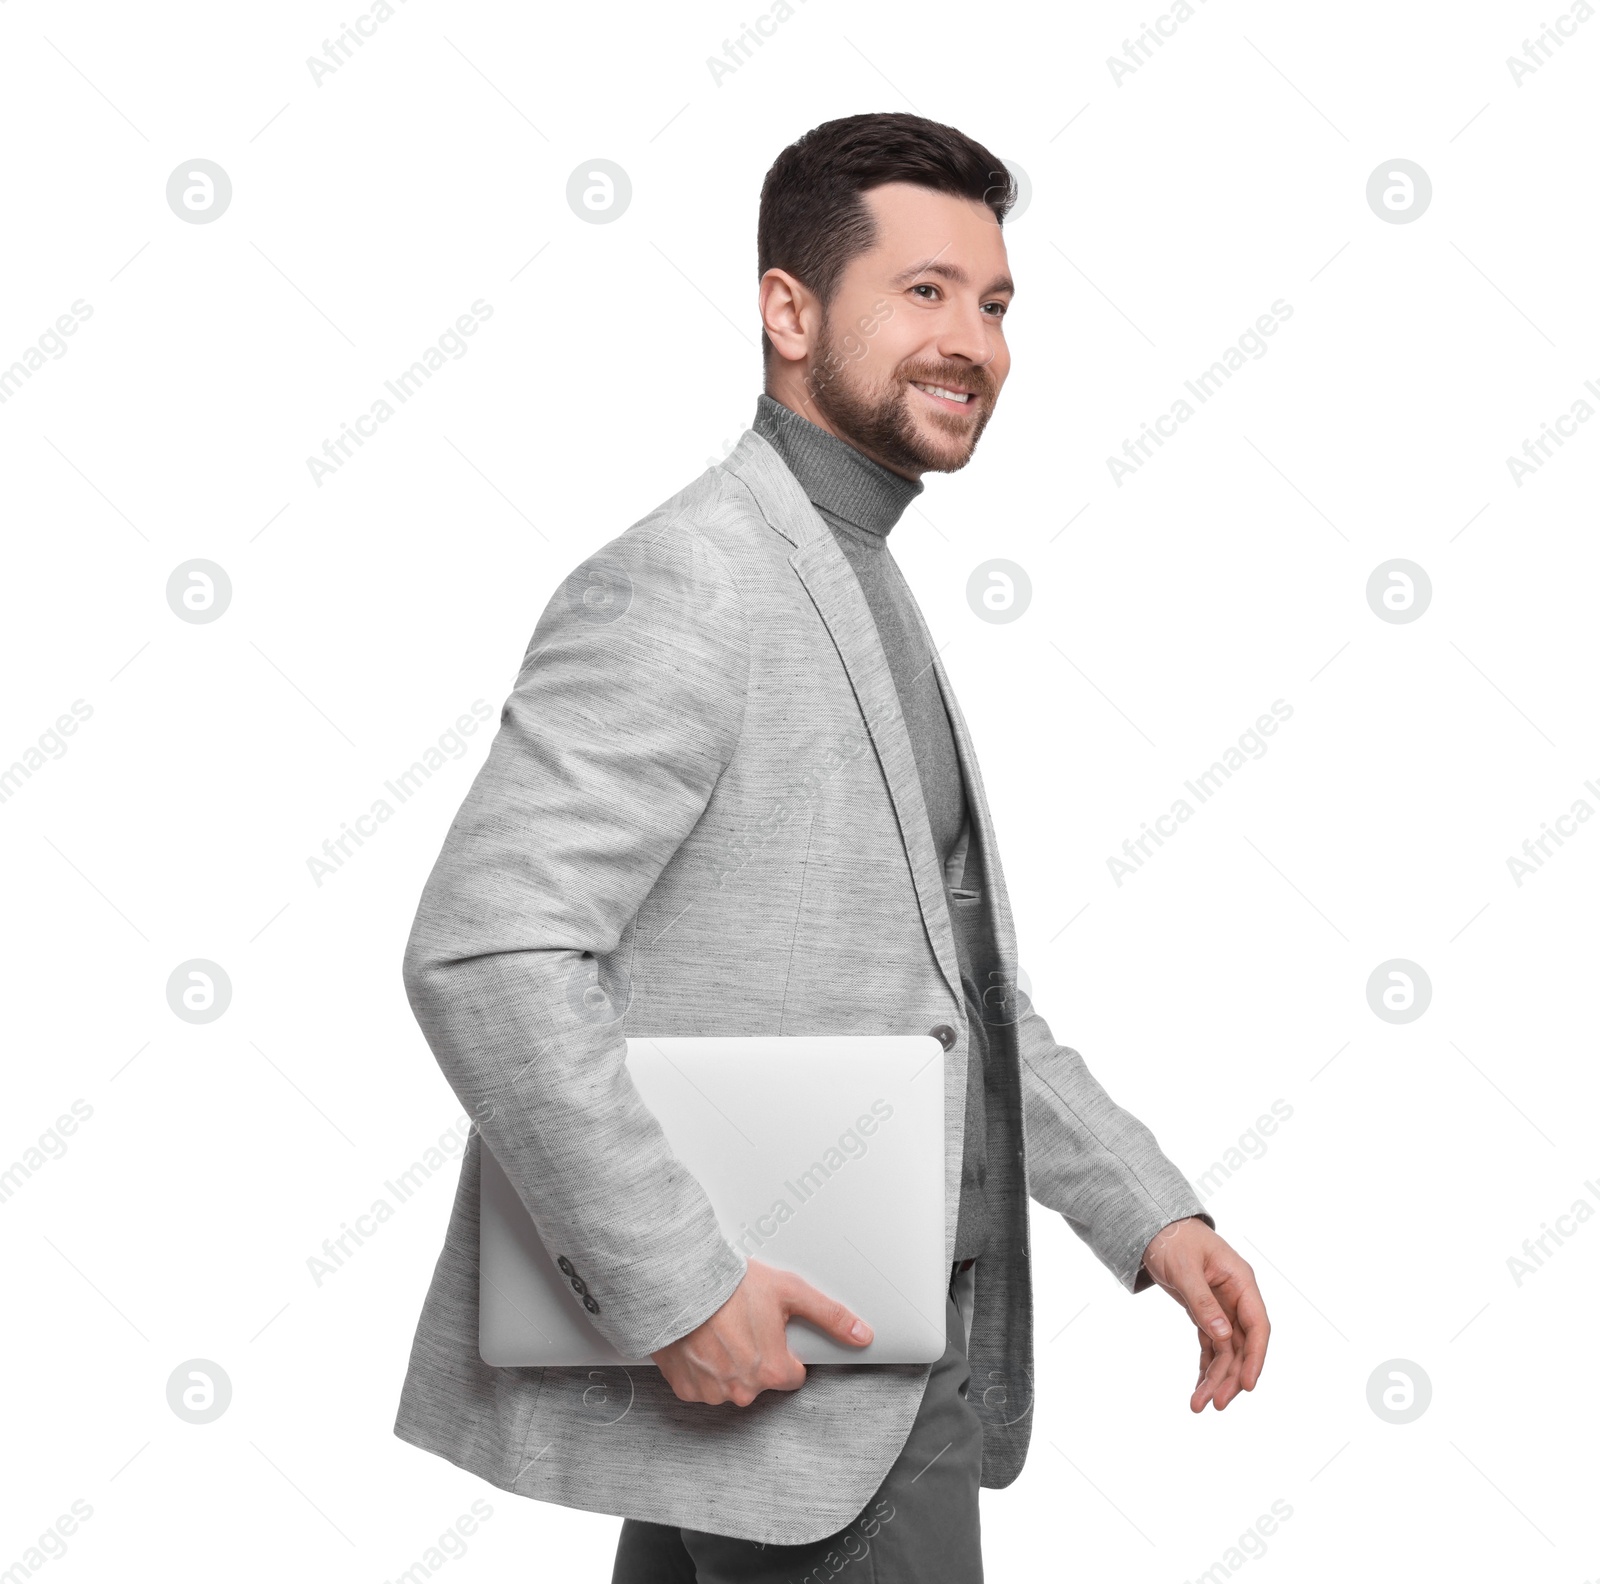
[929,647,1024,1021]
[721,428,966,1015]
[880,533,1023,1025]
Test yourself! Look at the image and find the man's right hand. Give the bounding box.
[650,1258,873,1407]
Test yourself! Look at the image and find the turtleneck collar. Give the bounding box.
[751,393,923,541]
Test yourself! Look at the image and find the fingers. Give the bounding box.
[658,1357,706,1405]
[653,1262,839,1408]
[778,1270,874,1348]
[1193,1323,1244,1412]
[662,1348,803,1407]
[1191,1333,1217,1414]
[1173,1271,1234,1350]
[1228,1274,1271,1391]
[1167,1244,1274,1412]
[1197,1293,1265,1409]
[1209,1334,1245,1409]
[1179,1288,1240,1413]
[714,1355,806,1407]
[1193,1325,1247,1412]
[769,1352,810,1397]
[1206,1254,1269,1406]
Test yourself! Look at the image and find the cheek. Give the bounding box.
[868,329,925,382]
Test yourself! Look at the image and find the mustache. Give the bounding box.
[899,364,995,401]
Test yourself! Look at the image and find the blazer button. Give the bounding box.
[930,1024,956,1051]
[557,1256,576,1277]
[583,1295,601,1315]
[570,1276,589,1296]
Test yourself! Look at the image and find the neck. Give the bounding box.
[760,383,923,483]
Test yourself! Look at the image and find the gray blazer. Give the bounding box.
[393,426,1212,1545]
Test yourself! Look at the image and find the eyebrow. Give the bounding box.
[889,257,1015,297]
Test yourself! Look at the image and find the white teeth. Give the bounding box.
[912,381,971,404]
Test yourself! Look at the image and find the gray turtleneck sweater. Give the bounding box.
[752,393,993,1262]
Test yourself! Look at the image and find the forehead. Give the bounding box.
[852,181,1012,287]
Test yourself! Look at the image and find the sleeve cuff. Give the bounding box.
[629,1240,750,1357]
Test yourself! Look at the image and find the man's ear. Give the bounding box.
[758,268,815,364]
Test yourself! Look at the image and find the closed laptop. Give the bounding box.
[479,1033,947,1366]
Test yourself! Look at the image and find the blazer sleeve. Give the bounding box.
[401,517,752,1360]
[1017,1003,1214,1294]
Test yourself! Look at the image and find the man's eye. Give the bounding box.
[911,283,940,300]
[984,302,1008,317]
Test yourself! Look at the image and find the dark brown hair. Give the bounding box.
[757,112,1014,365]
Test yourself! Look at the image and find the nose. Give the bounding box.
[935,300,1002,378]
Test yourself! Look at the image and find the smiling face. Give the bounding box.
[759,180,1014,479]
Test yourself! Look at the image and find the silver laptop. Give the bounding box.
[479,1034,947,1367]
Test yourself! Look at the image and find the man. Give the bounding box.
[394,112,1270,1581]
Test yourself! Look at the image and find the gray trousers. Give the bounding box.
[610,1263,982,1583]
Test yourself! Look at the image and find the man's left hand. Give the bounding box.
[1141,1217,1270,1413]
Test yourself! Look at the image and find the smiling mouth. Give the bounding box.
[909,380,978,411]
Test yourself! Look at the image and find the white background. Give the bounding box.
[2,0,1597,1579]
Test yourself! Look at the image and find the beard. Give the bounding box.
[804,314,997,476]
